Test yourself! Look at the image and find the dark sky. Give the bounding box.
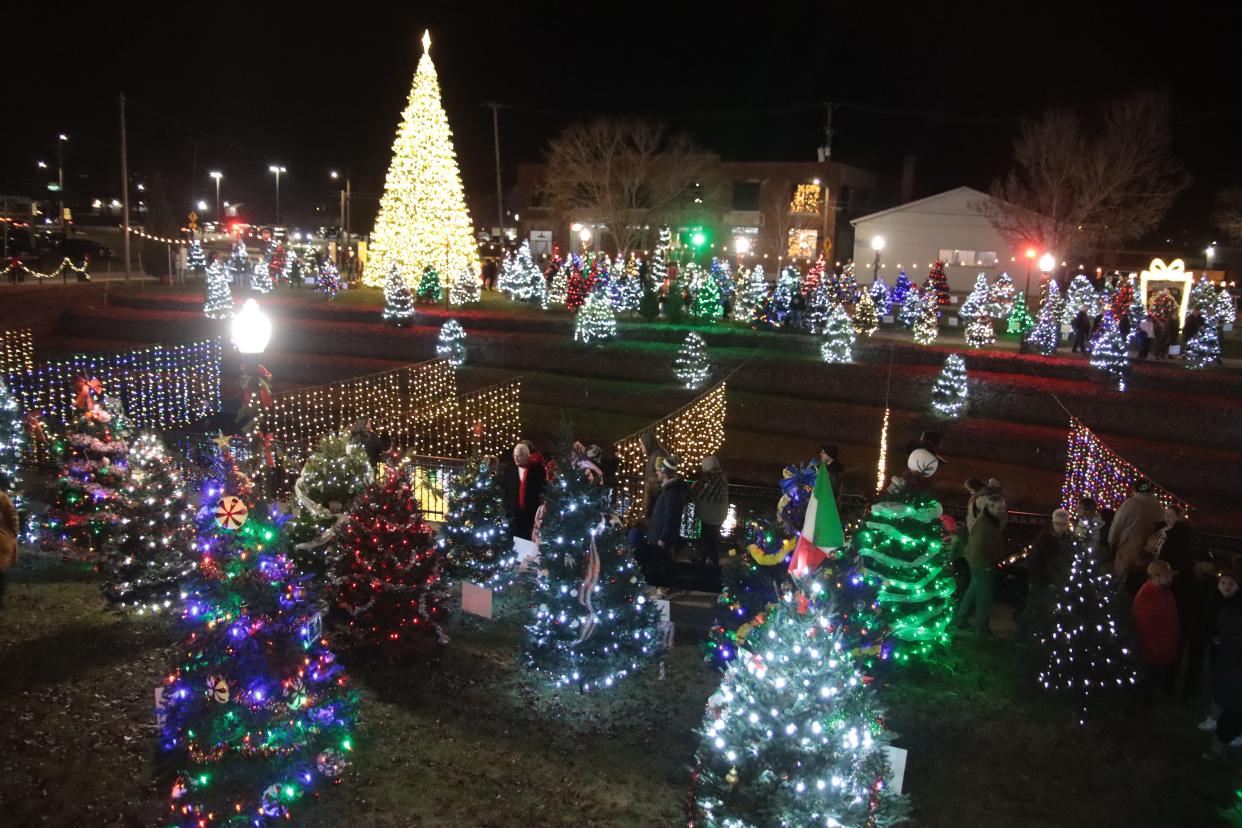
[6,2,1239,246]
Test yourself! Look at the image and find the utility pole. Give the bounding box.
[819,102,834,257]
[483,102,504,236]
[120,93,131,282]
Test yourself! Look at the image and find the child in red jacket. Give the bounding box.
[1133,560,1181,701]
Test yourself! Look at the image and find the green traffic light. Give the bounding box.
[691,231,707,248]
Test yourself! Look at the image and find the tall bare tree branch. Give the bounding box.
[1214,188,1242,241]
[539,119,723,255]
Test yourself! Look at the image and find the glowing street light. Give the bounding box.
[209,171,223,221]
[1038,253,1056,274]
[268,165,287,224]
[871,235,885,275]
[232,299,272,354]
[734,236,751,255]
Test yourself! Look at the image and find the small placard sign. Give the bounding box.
[884,745,908,793]
[462,581,494,619]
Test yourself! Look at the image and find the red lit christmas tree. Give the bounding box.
[923,260,950,307]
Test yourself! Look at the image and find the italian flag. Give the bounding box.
[789,461,845,576]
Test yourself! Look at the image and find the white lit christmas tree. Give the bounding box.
[364,31,480,290]
[820,304,856,364]
[1184,310,1221,369]
[437,457,514,590]
[449,262,482,305]
[852,291,879,337]
[806,281,832,333]
[250,261,273,294]
[1062,274,1098,324]
[987,272,1017,318]
[203,260,233,319]
[912,290,940,345]
[929,354,968,418]
[1189,274,1219,316]
[1215,286,1236,326]
[1089,310,1128,391]
[186,240,207,273]
[649,228,670,289]
[733,266,768,323]
[960,273,989,319]
[509,241,544,304]
[547,257,570,307]
[868,272,891,315]
[574,287,617,344]
[436,320,467,367]
[674,332,711,389]
[0,379,26,509]
[965,314,996,348]
[317,260,340,299]
[1025,280,1061,356]
[897,285,921,328]
[382,264,414,326]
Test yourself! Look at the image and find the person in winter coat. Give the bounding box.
[635,457,689,583]
[349,417,383,467]
[1137,316,1153,359]
[503,442,546,541]
[1109,479,1168,594]
[1072,308,1092,352]
[0,479,17,609]
[640,429,670,519]
[956,487,1007,634]
[1019,508,1072,641]
[1153,317,1171,359]
[1183,309,1204,349]
[1133,560,1180,701]
[1207,566,1242,756]
[1160,504,1204,697]
[690,455,728,566]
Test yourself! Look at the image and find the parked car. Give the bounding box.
[2,227,40,273]
[59,237,115,266]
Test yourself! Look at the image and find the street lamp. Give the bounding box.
[871,235,885,277]
[330,169,352,270]
[1207,243,1217,271]
[57,133,68,229]
[209,171,223,222]
[268,165,286,225]
[197,200,208,212]
[232,299,272,355]
[578,226,592,252]
[1038,252,1056,301]
[1023,247,1038,300]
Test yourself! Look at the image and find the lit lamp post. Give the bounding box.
[578,226,592,254]
[268,165,286,225]
[1038,252,1056,301]
[1207,243,1216,272]
[1024,247,1037,300]
[871,235,885,279]
[57,133,68,230]
[231,297,274,490]
[209,171,223,224]
[734,235,750,268]
[330,170,352,272]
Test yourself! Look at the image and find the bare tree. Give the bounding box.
[539,119,723,255]
[1214,188,1242,241]
[974,92,1189,258]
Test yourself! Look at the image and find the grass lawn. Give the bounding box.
[2,548,1239,828]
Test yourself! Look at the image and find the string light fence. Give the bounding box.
[460,378,522,458]
[1,328,35,375]
[1060,417,1189,519]
[613,380,728,524]
[0,258,91,283]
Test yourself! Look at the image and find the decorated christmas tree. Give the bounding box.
[805,282,832,334]
[547,257,570,307]
[704,518,790,670]
[329,465,449,654]
[802,257,826,296]
[566,260,589,311]
[382,264,414,326]
[250,261,273,294]
[891,269,913,309]
[710,258,735,304]
[508,241,544,303]
[574,287,617,344]
[853,441,954,663]
[674,332,711,389]
[317,260,340,299]
[897,285,921,328]
[868,272,891,315]
[929,354,968,419]
[820,304,856,364]
[1025,280,1061,355]
[0,379,25,509]
[203,261,234,319]
[523,456,662,691]
[1189,274,1219,316]
[1089,310,1129,391]
[449,262,482,305]
[1110,275,1135,320]
[620,264,644,313]
[1062,274,1097,324]
[263,242,286,286]
[692,577,908,828]
[286,432,375,570]
[732,266,767,323]
[496,248,520,297]
[693,270,724,320]
[415,265,442,303]
[831,261,859,304]
[770,267,800,322]
[1215,287,1236,326]
[364,31,480,288]
[988,272,1017,318]
[960,273,989,319]
[1184,310,1221,369]
[186,240,207,273]
[42,382,132,561]
[1006,293,1035,336]
[965,314,996,348]
[923,261,949,307]
[437,457,514,589]
[649,227,670,291]
[101,432,196,615]
[436,319,468,367]
[852,290,879,337]
[225,240,250,286]
[912,291,940,346]
[282,248,302,284]
[160,451,357,825]
[1037,537,1137,724]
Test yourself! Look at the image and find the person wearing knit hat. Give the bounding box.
[635,454,688,585]
[691,455,729,566]
[1133,558,1180,703]
[1110,478,1168,595]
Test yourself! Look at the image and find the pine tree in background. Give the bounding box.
[415,265,442,303]
[802,257,826,296]
[101,433,196,615]
[965,314,996,348]
[250,261,274,294]
[364,31,480,287]
[897,285,921,328]
[868,272,891,315]
[1025,281,1061,356]
[1063,274,1097,324]
[42,391,132,561]
[523,458,662,691]
[317,260,341,299]
[692,579,908,828]
[923,260,949,307]
[891,269,913,309]
[960,273,990,319]
[805,281,832,333]
[329,465,449,654]
[929,354,968,418]
[436,319,468,367]
[225,240,250,286]
[186,240,207,273]
[1006,293,1035,336]
[674,332,711,389]
[988,272,1017,318]
[854,484,955,663]
[733,266,767,323]
[912,290,940,345]
[693,270,724,320]
[1184,310,1221,369]
[853,290,879,336]
[1037,537,1137,723]
[203,261,233,319]
[0,380,26,509]
[1089,310,1129,391]
[449,262,482,305]
[382,264,414,326]
[820,304,857,364]
[1216,287,1237,326]
[1189,274,1218,315]
[438,457,514,589]
[575,287,617,343]
[566,260,589,311]
[160,451,357,825]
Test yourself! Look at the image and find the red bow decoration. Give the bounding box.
[261,432,276,468]
[23,411,48,445]
[73,376,104,412]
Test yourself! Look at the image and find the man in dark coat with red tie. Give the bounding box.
[504,441,546,541]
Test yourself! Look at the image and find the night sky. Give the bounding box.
[6,3,1239,247]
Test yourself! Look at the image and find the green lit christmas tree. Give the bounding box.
[416,265,442,303]
[693,270,724,320]
[1006,293,1035,336]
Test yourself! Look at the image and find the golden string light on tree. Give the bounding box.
[363,30,481,290]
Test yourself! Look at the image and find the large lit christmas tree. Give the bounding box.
[1037,537,1137,724]
[692,577,908,828]
[382,264,414,326]
[364,31,480,289]
[523,457,662,691]
[821,304,856,364]
[674,332,711,389]
[101,432,196,615]
[1089,310,1129,391]
[203,261,234,319]
[330,465,449,654]
[929,354,968,419]
[160,451,357,825]
[0,379,25,509]
[574,287,617,343]
[437,457,514,589]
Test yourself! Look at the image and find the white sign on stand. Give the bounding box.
[882,315,895,324]
[884,746,908,793]
[948,317,959,327]
[462,581,493,619]
[513,537,539,571]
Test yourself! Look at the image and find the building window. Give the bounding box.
[731,181,761,211]
[787,228,818,259]
[976,251,998,266]
[937,249,998,266]
[789,184,823,215]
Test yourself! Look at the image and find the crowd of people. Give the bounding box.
[1070,302,1215,361]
